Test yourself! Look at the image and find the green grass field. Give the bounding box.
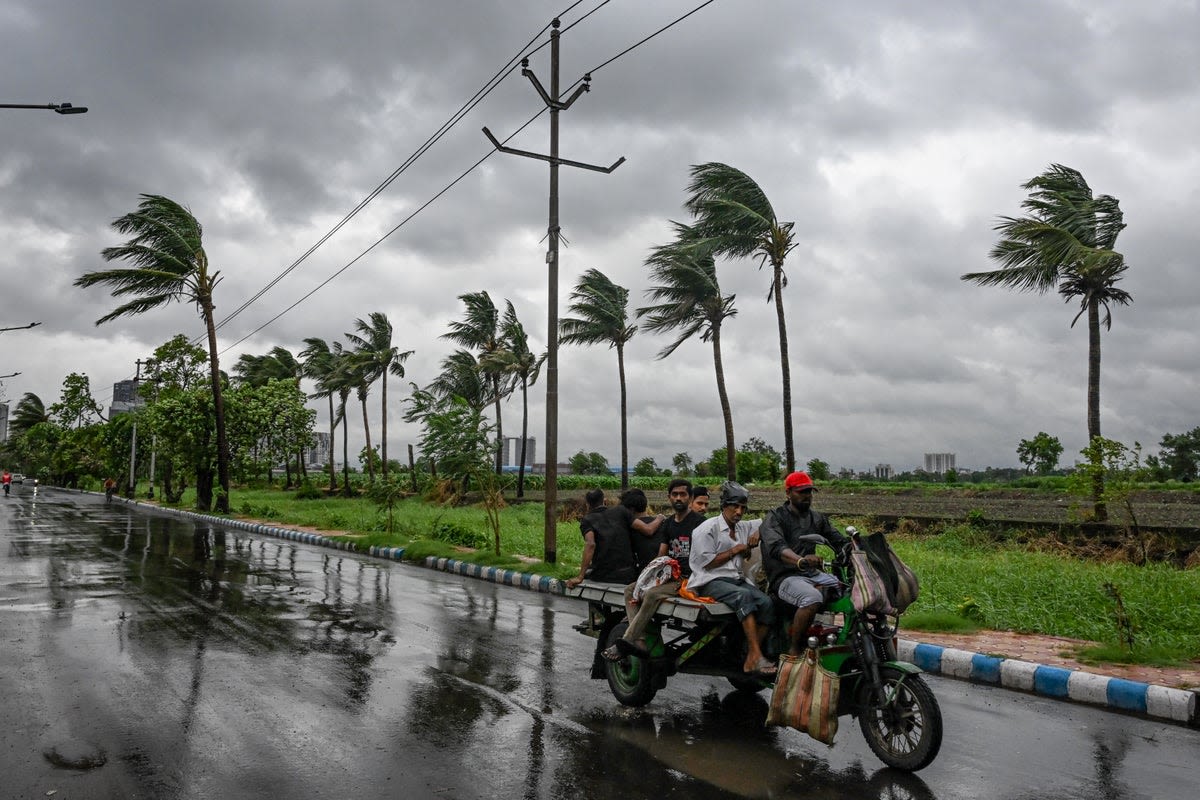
[154,485,1200,666]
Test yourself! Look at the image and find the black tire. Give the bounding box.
[604,622,657,707]
[858,668,943,772]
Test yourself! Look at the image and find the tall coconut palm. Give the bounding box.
[681,163,799,472]
[345,312,413,481]
[481,302,545,497]
[441,291,511,473]
[320,342,357,496]
[560,268,638,488]
[638,234,739,480]
[300,337,339,491]
[962,164,1130,520]
[9,392,50,436]
[75,194,231,512]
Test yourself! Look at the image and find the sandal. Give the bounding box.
[601,644,622,662]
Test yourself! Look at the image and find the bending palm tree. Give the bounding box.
[639,234,739,480]
[8,392,50,436]
[320,342,356,496]
[300,337,339,491]
[480,302,545,497]
[442,291,511,473]
[681,163,798,472]
[560,268,637,488]
[962,164,1130,520]
[431,350,493,413]
[345,312,413,481]
[75,194,232,512]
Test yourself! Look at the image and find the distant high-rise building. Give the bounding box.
[923,453,956,474]
[874,464,893,480]
[503,436,536,468]
[304,432,332,469]
[109,379,144,417]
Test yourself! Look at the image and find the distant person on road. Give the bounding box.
[759,471,849,656]
[606,478,708,660]
[2,470,11,497]
[103,476,117,502]
[688,481,776,677]
[566,489,663,589]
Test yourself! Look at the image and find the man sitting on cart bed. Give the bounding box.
[602,478,709,661]
[759,471,849,656]
[687,481,777,678]
[565,488,665,589]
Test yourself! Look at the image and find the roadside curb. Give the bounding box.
[116,496,1199,728]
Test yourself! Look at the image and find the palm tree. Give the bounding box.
[75,194,232,512]
[681,163,798,472]
[962,164,1130,520]
[430,350,492,412]
[560,268,637,488]
[480,302,545,497]
[300,337,339,491]
[8,392,50,436]
[320,342,357,496]
[345,312,413,481]
[441,291,511,473]
[638,234,739,480]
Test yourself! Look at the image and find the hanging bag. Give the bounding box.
[766,649,840,744]
[859,531,920,614]
[849,539,897,616]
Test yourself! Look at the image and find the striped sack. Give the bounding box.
[765,650,840,744]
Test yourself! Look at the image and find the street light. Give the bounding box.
[0,102,88,115]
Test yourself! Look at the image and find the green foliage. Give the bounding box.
[709,437,782,483]
[1067,437,1148,530]
[806,458,830,481]
[568,450,610,475]
[944,468,959,484]
[50,373,103,429]
[672,452,693,476]
[1017,432,1064,475]
[633,456,659,477]
[403,386,494,486]
[293,480,323,500]
[368,478,407,533]
[1146,427,1200,482]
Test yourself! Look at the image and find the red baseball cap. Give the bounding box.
[784,471,817,491]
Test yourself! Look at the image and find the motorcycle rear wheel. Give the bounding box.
[604,622,658,707]
[858,667,942,772]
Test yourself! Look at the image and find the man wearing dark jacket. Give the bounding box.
[759,471,849,655]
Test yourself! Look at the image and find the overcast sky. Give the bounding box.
[2,0,1196,474]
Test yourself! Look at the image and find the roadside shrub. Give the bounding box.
[293,480,323,500]
[431,520,489,549]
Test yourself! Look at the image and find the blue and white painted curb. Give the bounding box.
[896,640,1198,727]
[114,493,1199,728]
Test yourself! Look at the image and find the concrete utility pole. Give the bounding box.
[483,17,624,564]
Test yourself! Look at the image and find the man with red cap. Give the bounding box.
[759,471,849,656]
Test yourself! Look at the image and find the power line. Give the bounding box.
[218,0,719,353]
[206,3,588,342]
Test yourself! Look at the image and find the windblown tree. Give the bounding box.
[345,312,413,481]
[233,347,308,486]
[320,342,357,496]
[441,291,512,473]
[75,195,232,512]
[639,233,739,480]
[560,268,638,489]
[680,162,799,472]
[430,350,492,413]
[480,301,545,497]
[962,164,1130,520]
[8,392,50,436]
[300,337,339,491]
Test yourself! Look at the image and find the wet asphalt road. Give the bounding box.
[2,486,1198,800]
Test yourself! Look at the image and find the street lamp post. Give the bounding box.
[0,102,88,114]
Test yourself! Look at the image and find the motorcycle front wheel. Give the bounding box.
[858,667,943,772]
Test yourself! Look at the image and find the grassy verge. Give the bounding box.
[150,485,1200,666]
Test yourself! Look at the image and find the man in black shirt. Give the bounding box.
[760,471,849,655]
[608,479,704,660]
[566,488,663,588]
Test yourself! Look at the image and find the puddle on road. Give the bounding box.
[43,739,107,770]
